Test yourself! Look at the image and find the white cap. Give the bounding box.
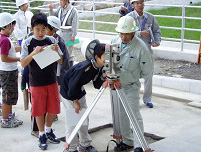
[131,0,144,3]
[47,16,61,30]
[81,39,100,60]
[16,0,28,7]
[0,12,16,28]
[115,16,139,33]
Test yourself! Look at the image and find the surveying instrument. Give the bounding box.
[64,40,153,152]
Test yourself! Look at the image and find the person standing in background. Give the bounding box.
[13,0,33,46]
[49,0,78,68]
[119,0,134,17]
[127,0,161,108]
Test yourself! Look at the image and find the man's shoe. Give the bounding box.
[31,131,39,138]
[146,102,153,108]
[39,134,48,150]
[134,147,143,152]
[79,145,98,152]
[114,142,134,151]
[46,129,60,144]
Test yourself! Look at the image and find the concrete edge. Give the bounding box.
[152,75,201,95]
[59,123,164,142]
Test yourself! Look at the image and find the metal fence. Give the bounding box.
[0,0,201,51]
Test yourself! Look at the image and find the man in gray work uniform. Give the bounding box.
[127,0,161,108]
[49,0,78,67]
[111,16,153,152]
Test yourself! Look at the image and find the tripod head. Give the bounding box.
[103,43,121,80]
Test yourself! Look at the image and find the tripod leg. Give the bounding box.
[64,86,106,150]
[115,88,150,151]
[110,89,122,145]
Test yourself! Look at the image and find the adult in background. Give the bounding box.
[127,0,161,108]
[13,0,33,46]
[49,0,78,68]
[119,0,134,17]
[111,16,153,152]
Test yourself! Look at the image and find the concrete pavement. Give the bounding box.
[0,81,201,152]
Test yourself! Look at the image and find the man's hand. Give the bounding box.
[121,6,127,12]
[71,37,76,43]
[49,4,53,11]
[151,41,159,47]
[141,30,150,39]
[73,100,82,114]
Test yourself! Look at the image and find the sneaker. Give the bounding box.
[11,113,23,125]
[1,119,19,128]
[39,134,48,150]
[54,115,58,122]
[114,142,134,151]
[134,147,143,152]
[31,131,39,138]
[79,145,98,152]
[46,129,60,144]
[146,102,153,108]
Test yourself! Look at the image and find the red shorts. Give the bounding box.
[30,83,60,117]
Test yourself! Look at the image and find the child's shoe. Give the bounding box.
[11,112,23,125]
[31,131,39,138]
[79,145,98,152]
[39,134,48,150]
[46,129,60,144]
[1,119,19,128]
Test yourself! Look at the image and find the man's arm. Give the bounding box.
[152,17,161,47]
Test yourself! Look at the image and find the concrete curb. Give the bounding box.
[152,75,201,95]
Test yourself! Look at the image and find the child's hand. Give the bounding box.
[33,46,43,56]
[73,100,82,114]
[51,44,59,53]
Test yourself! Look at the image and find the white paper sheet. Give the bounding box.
[32,45,60,69]
[65,108,88,126]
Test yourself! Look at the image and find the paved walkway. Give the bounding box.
[0,82,201,152]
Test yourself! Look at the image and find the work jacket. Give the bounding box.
[111,35,153,88]
[127,10,161,50]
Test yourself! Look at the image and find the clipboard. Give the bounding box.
[23,89,29,111]
[32,45,61,69]
[66,39,80,46]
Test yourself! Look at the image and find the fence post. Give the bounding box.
[181,5,186,52]
[92,0,96,39]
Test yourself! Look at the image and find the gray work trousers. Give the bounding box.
[143,51,154,104]
[119,84,144,148]
[61,96,92,151]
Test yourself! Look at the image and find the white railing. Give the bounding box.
[0,0,200,51]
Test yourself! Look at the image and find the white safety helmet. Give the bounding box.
[0,12,16,28]
[131,0,144,3]
[81,39,100,60]
[47,16,61,30]
[115,16,139,33]
[16,0,28,7]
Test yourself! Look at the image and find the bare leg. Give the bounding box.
[45,113,56,127]
[36,115,45,132]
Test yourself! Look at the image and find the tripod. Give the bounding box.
[64,74,153,152]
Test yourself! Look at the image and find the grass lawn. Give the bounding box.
[79,3,201,41]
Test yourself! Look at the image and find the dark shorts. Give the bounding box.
[0,70,18,105]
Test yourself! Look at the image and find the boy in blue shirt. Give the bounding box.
[21,13,63,150]
[61,41,106,152]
